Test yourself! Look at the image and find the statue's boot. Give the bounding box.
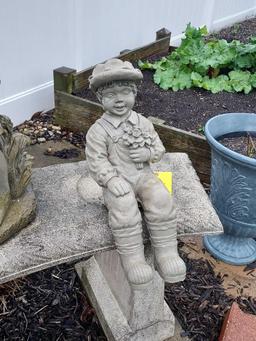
[112,224,153,289]
[149,226,186,283]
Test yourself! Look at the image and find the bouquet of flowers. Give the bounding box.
[121,122,155,169]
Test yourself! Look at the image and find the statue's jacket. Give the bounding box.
[86,110,165,187]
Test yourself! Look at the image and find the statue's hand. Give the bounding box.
[129,147,150,163]
[107,177,131,197]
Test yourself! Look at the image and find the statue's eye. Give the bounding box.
[105,93,115,98]
[121,88,132,95]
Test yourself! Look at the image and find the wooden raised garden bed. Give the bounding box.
[53,28,211,185]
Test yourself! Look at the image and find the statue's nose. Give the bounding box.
[115,93,124,102]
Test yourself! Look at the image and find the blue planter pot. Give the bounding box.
[203,113,256,265]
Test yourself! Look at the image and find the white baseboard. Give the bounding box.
[211,6,256,32]
[0,81,54,126]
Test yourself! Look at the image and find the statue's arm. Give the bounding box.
[85,124,118,187]
[147,121,166,163]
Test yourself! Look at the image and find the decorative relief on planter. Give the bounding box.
[211,156,252,222]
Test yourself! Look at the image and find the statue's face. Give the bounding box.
[101,84,135,116]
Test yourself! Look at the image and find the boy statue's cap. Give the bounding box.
[89,58,143,91]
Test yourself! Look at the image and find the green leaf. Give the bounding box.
[229,70,252,93]
[201,75,232,93]
[138,60,155,70]
[234,54,255,69]
[154,68,174,90]
[171,69,192,91]
[250,73,256,88]
[139,23,256,94]
[191,72,203,87]
[249,36,256,44]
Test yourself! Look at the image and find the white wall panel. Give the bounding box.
[212,0,256,30]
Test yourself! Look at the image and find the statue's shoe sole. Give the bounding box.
[160,272,186,283]
[154,261,186,283]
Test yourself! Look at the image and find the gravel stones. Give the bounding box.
[14,111,85,148]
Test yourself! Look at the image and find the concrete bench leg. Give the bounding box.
[75,245,175,341]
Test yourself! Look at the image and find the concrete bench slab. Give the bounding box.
[0,153,222,284]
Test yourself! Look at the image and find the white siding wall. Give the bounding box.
[0,0,256,125]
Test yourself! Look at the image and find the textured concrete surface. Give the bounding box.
[0,153,222,284]
[75,249,175,341]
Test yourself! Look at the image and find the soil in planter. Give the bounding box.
[207,17,256,43]
[74,17,256,136]
[75,69,256,136]
[218,132,256,159]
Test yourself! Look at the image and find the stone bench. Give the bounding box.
[0,153,222,285]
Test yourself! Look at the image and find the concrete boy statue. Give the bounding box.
[86,59,186,289]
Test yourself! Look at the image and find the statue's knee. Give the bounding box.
[110,192,140,228]
[150,186,171,209]
[117,191,137,210]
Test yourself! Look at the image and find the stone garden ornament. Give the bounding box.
[0,114,36,244]
[86,59,186,289]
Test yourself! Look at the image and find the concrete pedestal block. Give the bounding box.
[75,246,175,341]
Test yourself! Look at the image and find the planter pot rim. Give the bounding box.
[205,113,256,167]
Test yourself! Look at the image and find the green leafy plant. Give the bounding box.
[197,126,205,134]
[138,24,256,94]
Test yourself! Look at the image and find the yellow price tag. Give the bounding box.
[155,171,172,194]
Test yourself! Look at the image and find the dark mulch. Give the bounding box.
[74,17,256,137]
[0,263,106,341]
[165,244,256,341]
[1,248,255,341]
